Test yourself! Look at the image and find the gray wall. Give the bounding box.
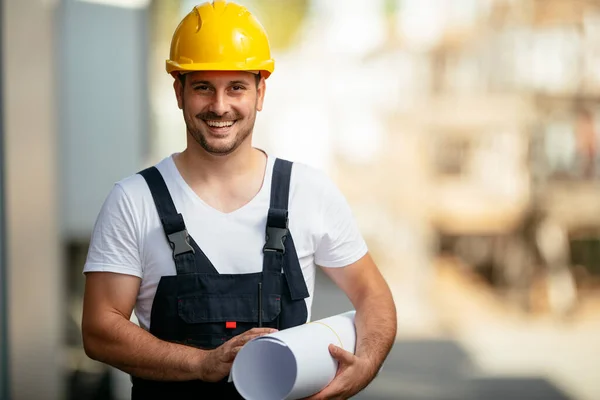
[2,0,150,398]
[4,0,64,398]
[0,0,7,396]
[60,0,149,240]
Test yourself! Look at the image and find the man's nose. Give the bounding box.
[208,91,229,116]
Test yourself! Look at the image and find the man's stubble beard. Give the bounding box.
[188,122,253,156]
[183,101,257,156]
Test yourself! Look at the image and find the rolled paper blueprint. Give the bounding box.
[231,310,357,400]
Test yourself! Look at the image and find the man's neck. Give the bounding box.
[173,142,269,213]
[174,142,266,187]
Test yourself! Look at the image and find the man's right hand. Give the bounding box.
[200,327,277,382]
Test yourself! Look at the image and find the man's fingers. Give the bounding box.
[224,328,278,361]
[246,327,278,335]
[234,328,277,345]
[224,340,259,362]
[223,350,236,363]
[224,346,242,362]
[328,344,355,364]
[238,331,275,345]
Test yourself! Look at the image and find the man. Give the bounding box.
[81,1,397,399]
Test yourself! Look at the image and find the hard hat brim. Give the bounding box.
[166,59,274,79]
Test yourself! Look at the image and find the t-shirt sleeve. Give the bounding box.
[313,174,368,268]
[83,183,143,278]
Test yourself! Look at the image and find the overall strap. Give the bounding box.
[263,159,310,300]
[138,166,216,275]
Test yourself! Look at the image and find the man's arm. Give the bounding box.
[303,252,396,399]
[82,272,275,382]
[82,271,208,381]
[321,252,397,376]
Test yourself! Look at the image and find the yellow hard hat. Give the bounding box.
[166,0,275,79]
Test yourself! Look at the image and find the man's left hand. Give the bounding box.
[301,344,376,400]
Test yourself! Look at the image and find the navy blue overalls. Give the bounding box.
[131,158,310,399]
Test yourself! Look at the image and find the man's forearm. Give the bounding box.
[83,314,208,381]
[354,288,397,376]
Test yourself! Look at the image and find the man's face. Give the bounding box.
[175,70,265,156]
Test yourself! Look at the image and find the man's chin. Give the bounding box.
[200,142,238,156]
[190,128,250,156]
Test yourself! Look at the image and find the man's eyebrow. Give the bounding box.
[189,80,213,86]
[188,79,251,86]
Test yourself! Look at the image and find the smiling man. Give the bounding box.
[80,1,397,399]
[178,72,263,157]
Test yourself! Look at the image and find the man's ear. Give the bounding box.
[173,77,184,110]
[256,77,266,112]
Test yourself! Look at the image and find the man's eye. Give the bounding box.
[194,85,210,91]
[231,85,244,91]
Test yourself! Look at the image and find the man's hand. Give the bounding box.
[200,328,277,382]
[302,344,377,400]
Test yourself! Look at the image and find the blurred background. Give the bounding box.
[2,0,600,399]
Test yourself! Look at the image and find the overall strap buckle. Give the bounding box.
[167,229,195,258]
[264,226,288,254]
[263,209,288,254]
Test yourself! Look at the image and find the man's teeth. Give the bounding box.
[206,120,234,128]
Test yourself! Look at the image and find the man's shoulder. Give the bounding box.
[273,157,341,206]
[113,170,151,198]
[282,158,331,188]
[113,157,172,198]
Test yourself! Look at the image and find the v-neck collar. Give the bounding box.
[166,151,274,217]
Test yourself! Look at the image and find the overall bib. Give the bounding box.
[131,158,310,399]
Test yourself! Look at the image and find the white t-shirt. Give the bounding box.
[83,153,368,330]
